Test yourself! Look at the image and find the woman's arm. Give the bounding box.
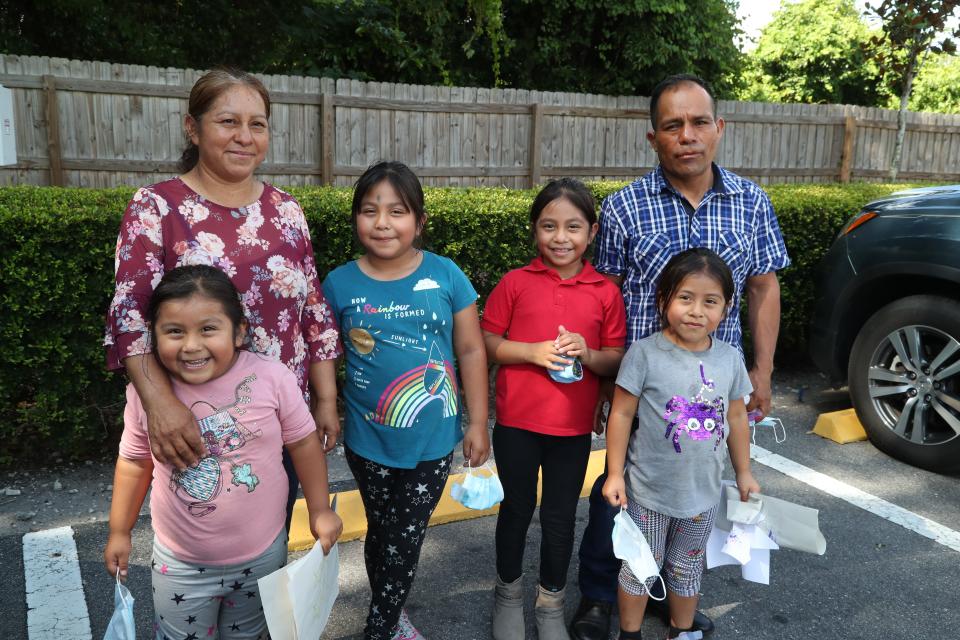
[601,386,640,507]
[103,456,153,579]
[287,433,342,554]
[124,354,203,470]
[726,397,760,501]
[309,359,340,453]
[455,304,490,466]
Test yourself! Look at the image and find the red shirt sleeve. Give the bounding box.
[479,272,516,336]
[105,187,168,371]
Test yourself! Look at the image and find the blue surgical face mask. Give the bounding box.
[611,508,666,601]
[450,461,504,510]
[103,569,136,640]
[549,356,584,383]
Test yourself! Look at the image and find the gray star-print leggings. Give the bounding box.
[346,446,452,640]
[150,530,284,640]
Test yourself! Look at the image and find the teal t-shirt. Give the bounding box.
[322,251,478,468]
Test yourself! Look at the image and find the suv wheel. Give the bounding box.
[848,295,960,473]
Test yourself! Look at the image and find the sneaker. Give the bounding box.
[392,609,426,640]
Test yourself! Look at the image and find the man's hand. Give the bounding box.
[144,399,203,470]
[592,379,614,435]
[746,368,773,419]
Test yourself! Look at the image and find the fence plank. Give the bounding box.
[41,75,63,186]
[5,54,960,188]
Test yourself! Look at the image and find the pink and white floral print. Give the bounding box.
[105,178,340,397]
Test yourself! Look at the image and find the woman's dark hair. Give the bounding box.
[655,247,735,329]
[529,178,597,231]
[147,265,246,351]
[178,67,272,173]
[351,161,427,239]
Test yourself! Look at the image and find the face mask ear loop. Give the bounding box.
[115,567,129,606]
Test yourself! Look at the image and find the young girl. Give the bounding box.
[322,161,490,640]
[602,248,760,640]
[481,178,627,640]
[103,265,342,640]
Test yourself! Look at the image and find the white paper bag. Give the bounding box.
[258,540,340,640]
[719,484,827,555]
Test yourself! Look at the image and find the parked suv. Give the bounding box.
[809,185,960,473]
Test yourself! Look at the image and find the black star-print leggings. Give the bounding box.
[346,446,453,640]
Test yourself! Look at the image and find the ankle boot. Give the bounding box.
[492,575,525,640]
[534,584,571,640]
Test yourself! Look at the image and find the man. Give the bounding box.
[570,74,790,640]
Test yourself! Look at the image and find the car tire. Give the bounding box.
[848,295,960,474]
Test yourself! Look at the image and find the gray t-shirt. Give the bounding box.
[616,332,752,518]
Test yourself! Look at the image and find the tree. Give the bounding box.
[498,0,744,97]
[865,0,960,180]
[908,53,960,113]
[738,0,884,106]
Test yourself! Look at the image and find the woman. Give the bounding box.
[105,68,340,530]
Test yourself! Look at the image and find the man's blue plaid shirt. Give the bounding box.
[593,164,791,352]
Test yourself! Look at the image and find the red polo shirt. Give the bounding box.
[481,258,627,436]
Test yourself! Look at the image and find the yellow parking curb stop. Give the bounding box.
[812,408,868,444]
[288,449,608,552]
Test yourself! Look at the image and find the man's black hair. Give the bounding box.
[649,74,717,130]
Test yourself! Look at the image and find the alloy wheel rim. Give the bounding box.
[866,324,960,446]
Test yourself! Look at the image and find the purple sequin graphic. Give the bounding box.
[663,361,725,453]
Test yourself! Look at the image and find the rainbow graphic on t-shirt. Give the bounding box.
[366,360,459,429]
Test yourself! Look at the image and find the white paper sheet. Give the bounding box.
[707,523,779,585]
[289,541,340,639]
[258,540,340,639]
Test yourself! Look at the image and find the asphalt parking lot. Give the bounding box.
[3,366,959,640]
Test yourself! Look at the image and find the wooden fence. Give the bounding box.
[2,54,959,189]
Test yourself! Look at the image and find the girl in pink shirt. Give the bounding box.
[104,265,342,640]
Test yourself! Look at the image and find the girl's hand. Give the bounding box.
[735,470,761,501]
[104,532,132,581]
[462,422,491,466]
[312,399,340,453]
[310,507,343,555]
[556,325,589,363]
[601,474,628,508]
[526,341,571,371]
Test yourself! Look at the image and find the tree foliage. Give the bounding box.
[907,53,960,113]
[499,0,744,97]
[0,0,743,96]
[738,0,883,106]
[864,0,960,179]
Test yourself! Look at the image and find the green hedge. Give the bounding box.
[0,181,916,463]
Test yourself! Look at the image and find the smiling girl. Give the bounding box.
[104,265,341,640]
[322,161,489,640]
[602,248,759,640]
[481,178,626,640]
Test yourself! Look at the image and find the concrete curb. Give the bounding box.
[289,449,607,552]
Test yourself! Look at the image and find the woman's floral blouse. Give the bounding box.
[105,177,341,400]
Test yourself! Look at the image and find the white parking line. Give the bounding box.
[22,526,92,640]
[751,445,960,553]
